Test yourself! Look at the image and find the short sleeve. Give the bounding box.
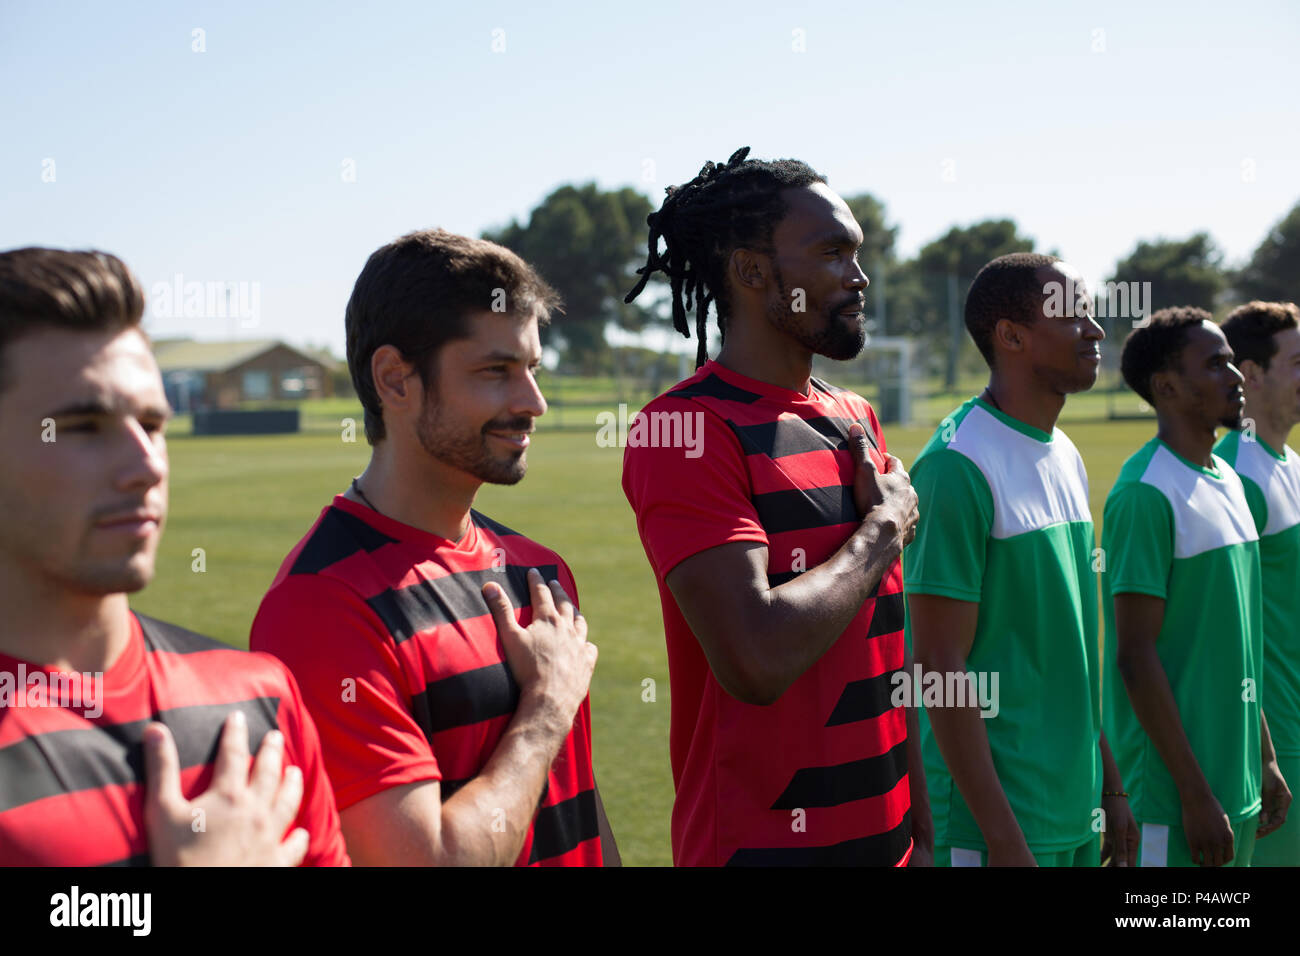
[903,447,993,602]
[250,574,443,811]
[621,397,769,577]
[260,656,352,865]
[1102,481,1174,599]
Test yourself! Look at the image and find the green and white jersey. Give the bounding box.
[904,397,1102,853]
[1102,437,1263,826]
[1216,430,1300,758]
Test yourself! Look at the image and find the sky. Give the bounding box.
[3,0,1298,358]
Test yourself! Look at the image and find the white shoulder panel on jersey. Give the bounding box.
[1139,444,1259,558]
[1232,441,1300,537]
[947,404,1091,540]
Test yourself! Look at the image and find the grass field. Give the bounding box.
[129,390,1161,866]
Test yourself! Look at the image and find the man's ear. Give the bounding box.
[1149,368,1177,406]
[372,345,421,421]
[729,248,768,292]
[993,318,1026,356]
[1237,358,1265,393]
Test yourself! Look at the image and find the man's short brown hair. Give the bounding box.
[0,247,145,393]
[1220,300,1300,372]
[345,229,562,444]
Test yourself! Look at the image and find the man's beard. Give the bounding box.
[416,400,530,486]
[765,265,866,361]
[1219,410,1245,430]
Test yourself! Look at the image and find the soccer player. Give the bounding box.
[1216,300,1300,865]
[905,253,1137,867]
[1104,307,1291,867]
[0,247,347,866]
[622,148,927,866]
[251,229,617,866]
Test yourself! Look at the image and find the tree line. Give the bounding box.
[484,184,1300,385]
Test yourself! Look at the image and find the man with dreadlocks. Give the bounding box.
[621,148,929,866]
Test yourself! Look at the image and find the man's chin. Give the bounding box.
[70,562,154,596]
[818,321,867,361]
[475,453,528,486]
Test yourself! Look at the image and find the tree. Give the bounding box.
[484,184,656,373]
[1234,202,1300,305]
[893,220,1035,386]
[1107,233,1226,315]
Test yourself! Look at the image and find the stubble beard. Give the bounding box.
[765,265,866,361]
[416,399,528,486]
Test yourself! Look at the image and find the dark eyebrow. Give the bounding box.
[45,400,172,420]
[805,228,861,249]
[477,350,542,365]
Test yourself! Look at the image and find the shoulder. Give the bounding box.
[471,510,568,570]
[135,612,299,697]
[283,504,400,579]
[1111,438,1165,490]
[135,612,229,655]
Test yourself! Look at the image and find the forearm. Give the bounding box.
[925,700,1025,852]
[1261,710,1277,766]
[1117,646,1212,803]
[439,688,575,865]
[1099,729,1124,793]
[749,516,903,699]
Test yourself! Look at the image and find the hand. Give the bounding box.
[1181,790,1235,866]
[1100,793,1138,866]
[849,423,918,548]
[1258,760,1292,839]
[143,710,309,866]
[483,568,596,730]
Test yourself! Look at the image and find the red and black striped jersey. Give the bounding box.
[250,496,601,866]
[0,612,349,866]
[622,360,911,866]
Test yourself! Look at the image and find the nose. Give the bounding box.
[1227,361,1245,387]
[117,418,168,493]
[847,259,869,291]
[1084,314,1105,341]
[516,367,547,419]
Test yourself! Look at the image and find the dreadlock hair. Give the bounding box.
[624,147,826,368]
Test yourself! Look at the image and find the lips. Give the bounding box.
[486,431,531,450]
[95,511,161,537]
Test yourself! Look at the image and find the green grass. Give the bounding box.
[129,392,1162,866]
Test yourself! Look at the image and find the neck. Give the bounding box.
[716,314,814,395]
[1156,411,1219,469]
[983,369,1065,435]
[0,563,131,672]
[348,440,479,542]
[1247,402,1293,455]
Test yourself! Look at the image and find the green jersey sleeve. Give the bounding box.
[1103,480,1174,598]
[903,447,992,602]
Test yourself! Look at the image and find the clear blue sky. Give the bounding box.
[3,0,1298,357]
